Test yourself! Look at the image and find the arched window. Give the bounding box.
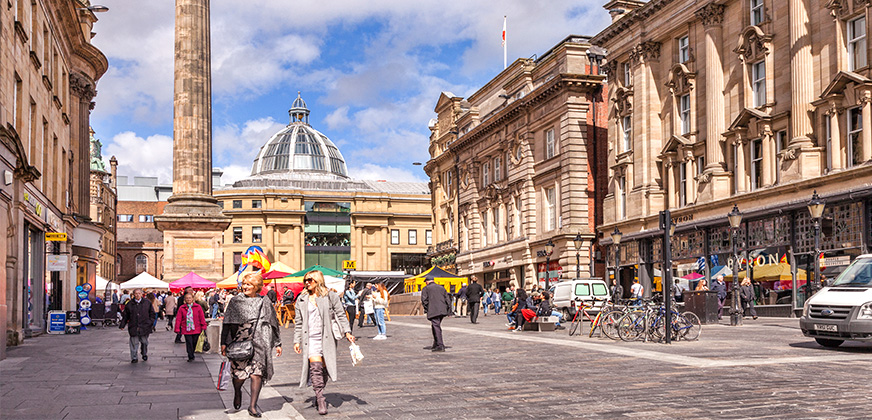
[135,254,148,274]
[116,255,122,276]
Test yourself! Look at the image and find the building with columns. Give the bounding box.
[215,94,433,277]
[425,35,608,292]
[1,0,107,358]
[594,0,872,315]
[88,130,117,285]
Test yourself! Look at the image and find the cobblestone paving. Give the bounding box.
[3,315,872,419]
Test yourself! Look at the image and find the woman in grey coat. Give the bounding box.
[294,270,354,415]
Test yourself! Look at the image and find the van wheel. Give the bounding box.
[815,338,844,348]
[562,308,571,320]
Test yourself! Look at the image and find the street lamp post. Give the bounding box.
[808,190,826,296]
[659,210,675,343]
[544,239,555,289]
[611,228,622,298]
[728,205,743,327]
[573,233,583,279]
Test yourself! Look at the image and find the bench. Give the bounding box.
[522,316,558,332]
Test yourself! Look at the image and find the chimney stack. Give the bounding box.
[109,156,118,190]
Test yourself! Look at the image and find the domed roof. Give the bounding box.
[250,93,349,179]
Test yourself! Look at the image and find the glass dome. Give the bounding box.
[250,93,349,179]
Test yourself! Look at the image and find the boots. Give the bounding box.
[309,361,328,415]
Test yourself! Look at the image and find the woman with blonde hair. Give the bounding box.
[739,277,758,320]
[294,270,354,415]
[695,279,709,291]
[370,283,389,340]
[221,272,282,417]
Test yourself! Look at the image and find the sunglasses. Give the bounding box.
[304,278,315,284]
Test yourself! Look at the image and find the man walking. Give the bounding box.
[421,278,451,352]
[119,289,156,363]
[712,275,728,320]
[465,276,484,324]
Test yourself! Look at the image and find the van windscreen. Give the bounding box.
[574,284,590,296]
[832,258,872,287]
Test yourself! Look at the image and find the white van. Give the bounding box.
[800,254,872,348]
[552,279,611,319]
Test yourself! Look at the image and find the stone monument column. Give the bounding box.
[155,0,230,282]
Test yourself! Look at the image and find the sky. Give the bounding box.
[89,1,611,186]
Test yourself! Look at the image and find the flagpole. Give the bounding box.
[503,16,507,69]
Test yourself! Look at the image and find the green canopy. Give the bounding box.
[289,265,346,278]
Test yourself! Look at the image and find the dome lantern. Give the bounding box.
[289,91,309,124]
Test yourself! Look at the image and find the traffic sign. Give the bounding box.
[45,232,67,241]
[342,260,356,270]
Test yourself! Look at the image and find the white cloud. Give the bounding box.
[103,131,174,184]
[324,106,351,130]
[348,163,428,183]
[216,165,252,186]
[213,117,286,170]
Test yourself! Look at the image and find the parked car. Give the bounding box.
[800,254,872,348]
[552,278,611,320]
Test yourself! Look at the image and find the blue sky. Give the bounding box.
[89,1,610,186]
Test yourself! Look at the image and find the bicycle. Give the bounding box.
[616,298,659,342]
[591,300,633,340]
[567,298,605,336]
[648,304,702,341]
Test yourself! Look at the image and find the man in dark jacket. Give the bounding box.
[266,285,277,304]
[119,289,156,363]
[465,276,484,324]
[712,275,728,320]
[421,278,451,352]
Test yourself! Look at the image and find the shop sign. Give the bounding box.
[47,254,68,271]
[672,214,693,224]
[46,232,67,241]
[483,261,495,268]
[536,250,553,258]
[726,251,789,271]
[822,256,851,267]
[342,260,356,270]
[22,191,44,218]
[47,311,66,334]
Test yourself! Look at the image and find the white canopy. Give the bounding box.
[96,276,120,292]
[324,275,345,292]
[119,272,169,290]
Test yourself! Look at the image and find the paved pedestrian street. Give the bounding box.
[3,314,872,420]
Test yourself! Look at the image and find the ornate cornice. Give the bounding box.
[70,72,96,101]
[629,41,661,65]
[0,124,41,183]
[696,3,726,27]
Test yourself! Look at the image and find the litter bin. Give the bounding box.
[684,290,719,324]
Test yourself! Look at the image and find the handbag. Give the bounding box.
[225,298,264,361]
[363,299,374,315]
[202,334,211,353]
[217,359,231,390]
[195,332,206,353]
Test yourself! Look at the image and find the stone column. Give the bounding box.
[696,3,726,171]
[666,161,676,209]
[761,126,773,186]
[735,136,747,193]
[862,93,872,162]
[684,157,694,204]
[789,0,814,146]
[828,104,843,170]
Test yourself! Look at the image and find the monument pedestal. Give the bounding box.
[155,200,230,282]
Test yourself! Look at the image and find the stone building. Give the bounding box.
[0,0,107,358]
[593,0,872,315]
[116,176,172,282]
[215,94,432,276]
[88,129,117,284]
[425,35,608,291]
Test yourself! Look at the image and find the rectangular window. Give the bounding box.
[680,94,691,134]
[696,156,705,176]
[494,157,502,181]
[481,212,488,246]
[618,176,626,220]
[482,162,490,186]
[848,107,862,167]
[233,252,242,273]
[622,116,632,152]
[776,130,788,155]
[678,163,687,207]
[117,214,133,222]
[13,74,22,132]
[425,229,432,245]
[408,229,417,245]
[733,143,740,194]
[545,129,556,159]
[751,60,766,107]
[678,36,689,63]
[252,227,262,243]
[218,201,224,209]
[138,215,153,223]
[623,62,631,86]
[233,227,242,243]
[545,187,556,231]
[825,117,832,171]
[444,170,452,197]
[252,200,262,209]
[232,200,242,209]
[750,0,764,26]
[390,229,399,245]
[848,16,867,71]
[750,138,763,190]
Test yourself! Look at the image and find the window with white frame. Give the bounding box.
[623,62,631,86]
[848,16,867,71]
[545,129,556,159]
[252,226,262,243]
[678,163,687,207]
[617,176,626,219]
[138,215,153,223]
[408,229,417,245]
[390,229,399,245]
[481,212,488,246]
[494,157,502,181]
[482,162,490,186]
[680,94,691,134]
[751,60,766,107]
[848,107,862,167]
[622,116,632,152]
[678,36,689,63]
[425,229,432,245]
[750,0,764,26]
[233,227,242,243]
[545,187,557,231]
[750,138,763,190]
[117,214,133,222]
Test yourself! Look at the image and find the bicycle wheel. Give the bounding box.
[617,311,644,341]
[650,313,664,341]
[588,311,603,338]
[600,310,624,340]
[569,318,582,336]
[679,311,701,340]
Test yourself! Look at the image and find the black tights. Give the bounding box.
[232,375,263,412]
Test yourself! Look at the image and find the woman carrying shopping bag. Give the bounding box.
[294,270,355,416]
[174,293,208,362]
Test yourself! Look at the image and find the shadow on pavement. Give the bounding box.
[788,341,872,352]
[302,392,369,408]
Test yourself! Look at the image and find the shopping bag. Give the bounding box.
[363,300,374,315]
[349,343,364,366]
[217,359,231,390]
[195,332,205,353]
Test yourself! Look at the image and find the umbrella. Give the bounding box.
[726,263,807,282]
[710,265,733,279]
[289,265,346,278]
[169,271,216,292]
[263,262,296,280]
[264,278,305,297]
[681,272,704,280]
[119,272,169,290]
